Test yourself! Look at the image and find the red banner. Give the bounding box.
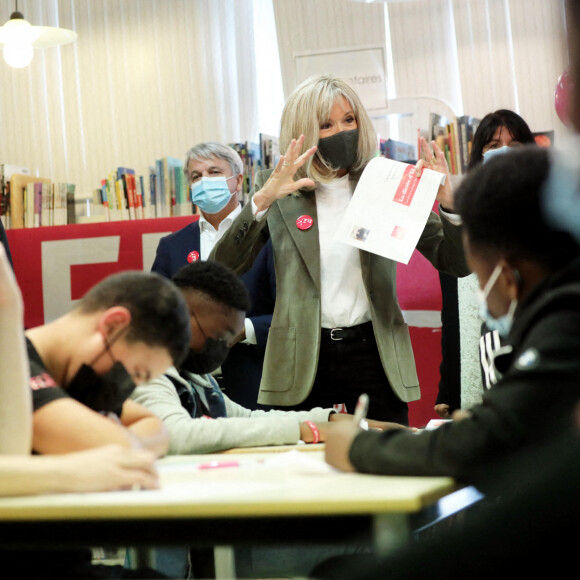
[6,216,196,329]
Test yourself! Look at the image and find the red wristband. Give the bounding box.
[304,420,320,444]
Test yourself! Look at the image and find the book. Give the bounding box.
[9,174,51,229]
[122,174,136,220]
[66,184,76,224]
[148,167,157,218]
[380,138,415,162]
[456,115,481,172]
[155,159,166,217]
[136,175,145,219]
[99,179,111,222]
[1,164,30,228]
[25,182,35,228]
[34,182,42,227]
[117,168,136,220]
[166,157,183,216]
[41,182,51,227]
[259,133,280,171]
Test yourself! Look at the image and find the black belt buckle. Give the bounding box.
[329,328,344,341]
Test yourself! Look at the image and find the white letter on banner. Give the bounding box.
[41,237,120,323]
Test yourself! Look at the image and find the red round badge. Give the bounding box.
[187,251,200,263]
[296,215,313,230]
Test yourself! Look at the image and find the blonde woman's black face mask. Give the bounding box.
[317,128,359,170]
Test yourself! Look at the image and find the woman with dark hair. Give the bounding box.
[435,110,536,419]
[466,108,536,171]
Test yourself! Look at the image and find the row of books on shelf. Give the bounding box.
[0,164,76,229]
[378,115,481,173]
[383,113,553,173]
[229,134,280,204]
[427,113,481,175]
[372,117,480,172]
[92,134,281,221]
[95,161,192,222]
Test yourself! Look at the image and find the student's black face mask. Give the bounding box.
[181,310,231,375]
[66,331,136,417]
[180,339,230,375]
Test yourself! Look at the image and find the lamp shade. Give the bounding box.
[0,11,76,67]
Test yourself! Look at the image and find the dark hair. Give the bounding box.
[467,109,536,171]
[456,146,580,271]
[78,271,190,365]
[172,261,250,312]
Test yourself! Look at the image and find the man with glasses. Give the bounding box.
[131,261,364,454]
[151,142,275,409]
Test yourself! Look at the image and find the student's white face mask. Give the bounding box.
[476,264,518,337]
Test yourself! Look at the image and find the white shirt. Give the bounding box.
[199,204,256,345]
[250,179,460,329]
[199,204,242,260]
[316,176,371,328]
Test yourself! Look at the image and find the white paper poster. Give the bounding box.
[335,157,445,264]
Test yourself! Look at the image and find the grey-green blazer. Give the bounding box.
[211,170,469,407]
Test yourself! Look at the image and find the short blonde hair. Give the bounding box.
[280,74,377,184]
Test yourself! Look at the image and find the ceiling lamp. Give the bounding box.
[0,3,77,68]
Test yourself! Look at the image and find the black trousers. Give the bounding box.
[287,322,409,425]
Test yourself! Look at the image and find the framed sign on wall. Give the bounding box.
[294,45,388,110]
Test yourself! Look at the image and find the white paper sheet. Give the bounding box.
[336,157,445,264]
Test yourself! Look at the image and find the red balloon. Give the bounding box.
[555,69,573,126]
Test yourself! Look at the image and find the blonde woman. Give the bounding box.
[212,74,469,423]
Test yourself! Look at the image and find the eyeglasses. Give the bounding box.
[190,309,229,346]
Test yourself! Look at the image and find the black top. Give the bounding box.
[350,256,580,484]
[27,338,69,412]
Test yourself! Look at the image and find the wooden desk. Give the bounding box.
[0,451,458,577]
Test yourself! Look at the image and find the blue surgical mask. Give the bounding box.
[191,176,236,214]
[477,264,518,337]
[483,146,512,164]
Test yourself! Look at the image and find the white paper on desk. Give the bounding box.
[335,157,445,264]
[261,450,336,475]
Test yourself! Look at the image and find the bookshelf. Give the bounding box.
[372,96,480,175]
[92,135,281,221]
[0,164,76,230]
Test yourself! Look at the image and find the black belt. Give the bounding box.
[321,321,374,341]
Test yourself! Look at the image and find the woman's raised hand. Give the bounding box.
[253,135,318,212]
[414,136,455,211]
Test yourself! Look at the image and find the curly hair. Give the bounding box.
[172,261,250,312]
[456,146,580,271]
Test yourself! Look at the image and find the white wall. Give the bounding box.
[273,0,570,146]
[0,0,258,199]
[0,0,571,202]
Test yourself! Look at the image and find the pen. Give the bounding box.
[353,393,369,430]
[198,461,240,470]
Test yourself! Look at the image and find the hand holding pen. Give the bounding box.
[352,393,369,431]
